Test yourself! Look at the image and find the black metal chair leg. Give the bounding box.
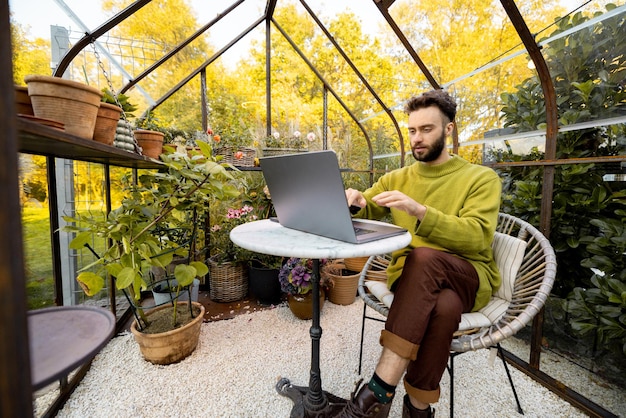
[358,302,367,374]
[498,344,524,414]
[448,353,455,418]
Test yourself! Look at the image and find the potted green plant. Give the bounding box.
[63,142,242,364]
[278,257,330,320]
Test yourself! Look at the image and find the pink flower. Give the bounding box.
[307,132,315,142]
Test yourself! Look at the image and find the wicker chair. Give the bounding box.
[357,213,557,417]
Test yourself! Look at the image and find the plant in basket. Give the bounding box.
[207,203,257,302]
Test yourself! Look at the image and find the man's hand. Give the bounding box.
[345,188,366,208]
[372,191,426,220]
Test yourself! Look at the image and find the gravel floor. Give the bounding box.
[34,299,622,417]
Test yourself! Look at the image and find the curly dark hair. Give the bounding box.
[403,89,457,123]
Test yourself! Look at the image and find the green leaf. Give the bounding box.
[116,267,137,289]
[69,231,92,250]
[173,264,196,287]
[76,272,104,296]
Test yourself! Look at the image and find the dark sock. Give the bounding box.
[367,373,396,404]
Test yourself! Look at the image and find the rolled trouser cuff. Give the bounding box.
[404,379,441,404]
[379,329,419,360]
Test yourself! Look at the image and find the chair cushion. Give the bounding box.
[491,231,527,302]
[364,280,394,308]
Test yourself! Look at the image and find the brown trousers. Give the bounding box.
[381,247,479,403]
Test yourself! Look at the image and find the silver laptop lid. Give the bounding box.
[260,150,359,242]
[260,150,407,244]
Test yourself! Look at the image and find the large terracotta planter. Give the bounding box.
[287,289,325,320]
[93,103,122,145]
[130,301,205,365]
[24,75,102,139]
[134,129,164,159]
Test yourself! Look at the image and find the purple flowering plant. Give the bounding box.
[278,257,329,295]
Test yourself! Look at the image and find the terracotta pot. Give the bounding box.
[130,301,205,365]
[134,129,165,159]
[93,103,122,145]
[24,75,102,139]
[287,289,325,320]
[15,85,33,115]
[344,256,369,273]
[327,270,359,306]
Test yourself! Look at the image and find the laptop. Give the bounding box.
[259,150,407,244]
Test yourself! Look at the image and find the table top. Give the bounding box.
[28,305,116,390]
[230,219,412,259]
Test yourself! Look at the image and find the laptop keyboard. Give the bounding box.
[354,226,376,236]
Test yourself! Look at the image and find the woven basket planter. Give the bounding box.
[93,103,122,145]
[208,258,248,302]
[215,146,256,167]
[25,75,102,139]
[324,260,360,305]
[134,129,164,159]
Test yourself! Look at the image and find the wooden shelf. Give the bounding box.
[17,117,163,169]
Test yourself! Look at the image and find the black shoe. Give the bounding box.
[402,394,435,418]
[336,380,393,418]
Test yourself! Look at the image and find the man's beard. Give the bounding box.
[411,131,446,162]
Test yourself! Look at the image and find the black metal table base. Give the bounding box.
[276,378,347,418]
[275,259,348,417]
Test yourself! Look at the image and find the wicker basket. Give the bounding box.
[208,258,248,302]
[261,147,308,157]
[323,260,360,306]
[215,146,256,167]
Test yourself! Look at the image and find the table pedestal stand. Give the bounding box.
[276,259,347,417]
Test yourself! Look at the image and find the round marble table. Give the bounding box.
[231,219,411,416]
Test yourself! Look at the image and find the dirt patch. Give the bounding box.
[141,304,202,334]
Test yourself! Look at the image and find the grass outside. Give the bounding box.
[22,206,54,309]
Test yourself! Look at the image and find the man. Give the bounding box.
[339,89,502,418]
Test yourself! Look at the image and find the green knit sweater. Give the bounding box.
[358,155,502,311]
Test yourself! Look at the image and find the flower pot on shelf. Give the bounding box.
[287,289,326,320]
[130,301,204,365]
[15,85,33,115]
[134,129,164,159]
[24,75,102,139]
[249,262,282,305]
[93,103,122,145]
[208,257,248,302]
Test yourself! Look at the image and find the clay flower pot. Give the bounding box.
[24,75,102,139]
[134,129,165,159]
[93,103,122,145]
